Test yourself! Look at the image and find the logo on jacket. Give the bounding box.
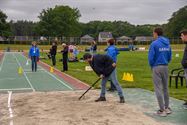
[159,48,170,52]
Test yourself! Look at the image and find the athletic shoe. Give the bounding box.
[165,107,172,114]
[120,96,125,103]
[183,105,187,110]
[183,102,187,106]
[95,97,106,102]
[155,110,167,117]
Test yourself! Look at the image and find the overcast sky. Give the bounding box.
[0,0,186,25]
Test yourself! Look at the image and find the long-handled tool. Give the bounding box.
[78,78,101,100]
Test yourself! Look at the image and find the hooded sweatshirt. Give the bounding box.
[105,45,119,63]
[148,36,172,68]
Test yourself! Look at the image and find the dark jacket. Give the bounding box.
[181,44,187,68]
[61,46,68,59]
[50,45,57,55]
[89,54,115,77]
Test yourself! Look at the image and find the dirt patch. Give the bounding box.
[0,90,166,125]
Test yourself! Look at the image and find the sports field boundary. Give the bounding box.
[23,52,90,90]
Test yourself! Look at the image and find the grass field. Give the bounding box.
[0,44,185,51]
[41,50,187,101]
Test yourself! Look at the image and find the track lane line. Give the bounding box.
[13,53,35,92]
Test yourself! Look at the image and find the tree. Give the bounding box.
[80,21,114,38]
[10,20,37,36]
[80,20,156,39]
[35,5,81,37]
[164,6,187,37]
[133,25,158,36]
[0,10,11,37]
[112,21,135,37]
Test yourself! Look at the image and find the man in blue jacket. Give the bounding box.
[148,27,172,117]
[105,38,119,92]
[29,41,40,72]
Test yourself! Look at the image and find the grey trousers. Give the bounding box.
[152,65,169,111]
[184,69,187,87]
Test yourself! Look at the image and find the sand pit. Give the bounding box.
[0,90,166,125]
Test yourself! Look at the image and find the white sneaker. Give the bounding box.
[155,110,167,117]
[165,108,172,114]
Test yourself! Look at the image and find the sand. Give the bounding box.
[0,90,166,125]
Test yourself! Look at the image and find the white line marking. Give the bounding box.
[25,71,45,74]
[20,54,73,90]
[8,91,13,117]
[10,120,13,125]
[0,53,6,71]
[8,91,14,125]
[43,70,73,90]
[24,69,45,72]
[0,78,16,81]
[8,91,12,108]
[13,54,35,92]
[0,88,32,91]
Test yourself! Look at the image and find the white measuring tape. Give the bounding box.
[8,91,14,125]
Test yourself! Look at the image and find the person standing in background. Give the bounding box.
[90,40,97,55]
[180,29,187,110]
[105,38,119,92]
[50,42,57,67]
[61,43,68,72]
[29,41,40,72]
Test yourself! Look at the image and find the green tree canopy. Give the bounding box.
[35,5,81,37]
[164,6,187,37]
[0,10,11,37]
[10,20,37,36]
[80,21,154,39]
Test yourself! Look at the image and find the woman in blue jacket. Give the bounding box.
[105,39,119,91]
[29,41,40,72]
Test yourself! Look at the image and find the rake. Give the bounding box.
[78,78,101,100]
